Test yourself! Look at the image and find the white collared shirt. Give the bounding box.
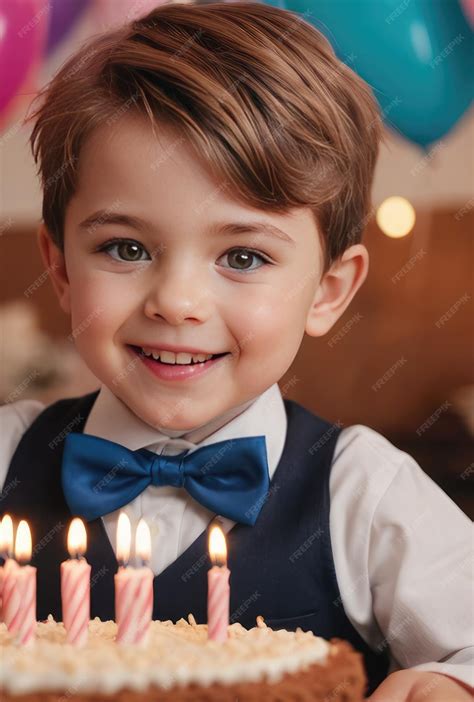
[1,385,472,688]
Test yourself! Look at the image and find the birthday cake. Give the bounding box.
[0,615,366,701]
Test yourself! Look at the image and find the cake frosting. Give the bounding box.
[0,615,368,701]
[0,615,332,696]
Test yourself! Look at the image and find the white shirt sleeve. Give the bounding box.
[0,400,45,493]
[330,425,473,689]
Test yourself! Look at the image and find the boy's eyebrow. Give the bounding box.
[209,221,295,246]
[79,211,151,233]
[79,210,295,246]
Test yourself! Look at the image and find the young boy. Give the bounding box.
[1,2,471,699]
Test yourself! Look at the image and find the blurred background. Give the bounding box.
[1,0,473,517]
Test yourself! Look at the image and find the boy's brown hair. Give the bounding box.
[28,1,383,269]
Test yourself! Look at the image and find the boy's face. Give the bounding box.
[45,114,366,430]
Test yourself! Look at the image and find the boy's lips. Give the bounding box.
[126,344,231,382]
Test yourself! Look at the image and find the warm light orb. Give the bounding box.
[0,514,14,555]
[67,518,87,558]
[209,525,227,567]
[116,512,131,565]
[135,519,151,564]
[376,196,416,238]
[15,520,32,564]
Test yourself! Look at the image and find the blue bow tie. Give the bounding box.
[62,432,270,526]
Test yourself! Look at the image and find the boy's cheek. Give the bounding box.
[237,294,307,344]
[68,275,135,334]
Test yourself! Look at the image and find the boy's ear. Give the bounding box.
[305,244,369,337]
[37,224,71,314]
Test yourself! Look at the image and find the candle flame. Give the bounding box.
[135,518,151,564]
[116,512,131,565]
[209,525,227,567]
[67,518,87,558]
[15,520,32,564]
[0,514,14,556]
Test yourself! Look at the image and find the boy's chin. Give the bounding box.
[129,397,212,434]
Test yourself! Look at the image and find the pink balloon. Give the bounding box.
[0,0,48,115]
[94,0,169,29]
[460,0,474,27]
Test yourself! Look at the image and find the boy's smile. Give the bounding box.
[41,114,367,431]
[127,344,232,381]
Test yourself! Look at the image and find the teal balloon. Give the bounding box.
[265,0,473,148]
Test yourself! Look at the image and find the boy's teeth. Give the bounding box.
[140,347,214,364]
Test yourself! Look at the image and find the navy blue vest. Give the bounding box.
[1,391,389,694]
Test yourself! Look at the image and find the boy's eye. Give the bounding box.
[99,239,151,262]
[218,248,270,272]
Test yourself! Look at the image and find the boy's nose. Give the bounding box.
[143,266,213,325]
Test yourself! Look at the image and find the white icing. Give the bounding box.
[0,615,331,695]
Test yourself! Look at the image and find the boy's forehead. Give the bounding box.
[68,114,320,249]
[75,115,218,205]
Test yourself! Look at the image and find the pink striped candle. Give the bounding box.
[1,558,19,623]
[0,515,16,622]
[114,514,153,645]
[2,520,36,646]
[61,518,91,647]
[207,525,230,642]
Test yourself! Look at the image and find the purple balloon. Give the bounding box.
[46,0,90,54]
[0,0,47,115]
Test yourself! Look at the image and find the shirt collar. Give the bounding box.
[84,383,288,481]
